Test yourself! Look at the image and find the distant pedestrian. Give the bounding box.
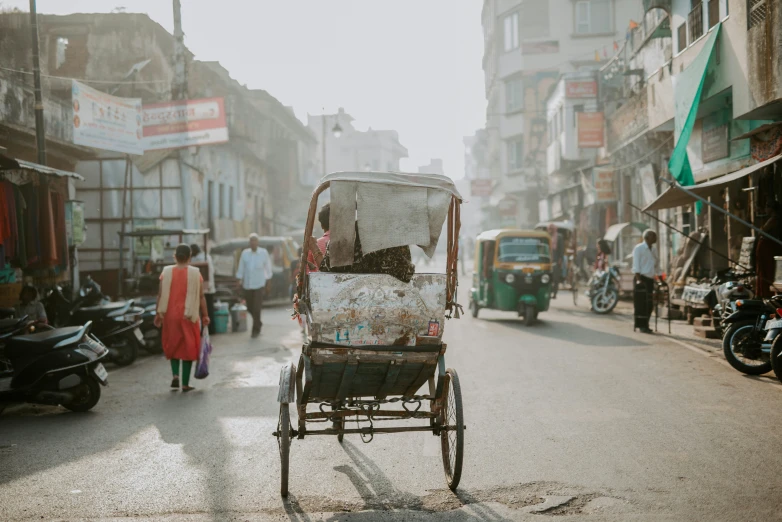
[236,233,273,338]
[15,285,47,325]
[632,230,659,334]
[191,243,216,335]
[306,203,330,271]
[155,244,210,392]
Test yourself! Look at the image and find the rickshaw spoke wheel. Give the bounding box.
[440,368,464,491]
[277,403,291,497]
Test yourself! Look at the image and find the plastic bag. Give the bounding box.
[195,327,212,379]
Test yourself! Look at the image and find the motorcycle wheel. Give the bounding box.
[143,330,163,354]
[63,377,101,413]
[591,287,618,314]
[771,335,782,383]
[722,320,772,375]
[111,336,139,367]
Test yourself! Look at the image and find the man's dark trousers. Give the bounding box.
[244,288,264,335]
[634,275,654,330]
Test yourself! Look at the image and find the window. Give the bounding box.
[505,77,524,112]
[688,1,704,42]
[55,37,69,69]
[677,23,687,53]
[708,0,720,27]
[219,183,225,218]
[748,0,767,29]
[520,0,550,39]
[503,12,519,51]
[507,137,524,171]
[574,0,612,35]
[229,186,234,219]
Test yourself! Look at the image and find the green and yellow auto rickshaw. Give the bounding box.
[469,229,553,325]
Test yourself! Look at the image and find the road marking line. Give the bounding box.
[665,336,782,392]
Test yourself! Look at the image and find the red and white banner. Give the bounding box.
[142,97,229,151]
[577,112,605,148]
[470,179,493,197]
[566,80,598,99]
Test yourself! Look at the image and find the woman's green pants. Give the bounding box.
[170,359,193,387]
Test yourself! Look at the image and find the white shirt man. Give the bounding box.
[236,234,273,337]
[632,241,660,280]
[632,230,659,333]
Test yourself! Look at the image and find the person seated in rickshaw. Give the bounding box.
[319,224,415,283]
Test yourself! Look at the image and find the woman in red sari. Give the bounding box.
[154,244,210,392]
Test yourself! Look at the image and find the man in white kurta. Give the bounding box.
[236,234,273,338]
[632,230,660,333]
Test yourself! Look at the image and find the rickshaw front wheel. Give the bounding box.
[523,304,537,326]
[440,368,464,491]
[470,299,480,318]
[277,403,291,497]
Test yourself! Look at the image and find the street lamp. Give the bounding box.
[322,114,343,176]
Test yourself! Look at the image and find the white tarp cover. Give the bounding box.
[320,171,464,201]
[329,181,452,266]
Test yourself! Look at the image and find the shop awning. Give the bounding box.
[731,121,782,141]
[603,222,648,242]
[0,153,84,181]
[643,153,782,212]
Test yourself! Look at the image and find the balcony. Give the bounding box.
[688,2,704,43]
[643,0,672,15]
[607,87,649,153]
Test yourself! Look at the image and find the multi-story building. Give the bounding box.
[308,108,408,176]
[481,0,640,228]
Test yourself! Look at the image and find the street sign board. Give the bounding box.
[566,80,598,99]
[142,97,229,151]
[594,167,616,202]
[71,80,143,155]
[470,179,493,197]
[577,112,605,148]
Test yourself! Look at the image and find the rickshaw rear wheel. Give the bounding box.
[440,368,464,491]
[277,403,291,497]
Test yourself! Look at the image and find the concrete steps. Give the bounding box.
[693,316,713,327]
[693,326,721,339]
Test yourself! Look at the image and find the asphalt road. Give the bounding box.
[2,293,782,521]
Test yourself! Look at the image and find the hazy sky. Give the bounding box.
[5,0,486,178]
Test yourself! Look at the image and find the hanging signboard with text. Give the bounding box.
[71,80,143,155]
[594,167,616,203]
[577,112,605,148]
[470,179,493,197]
[565,80,598,99]
[142,97,229,151]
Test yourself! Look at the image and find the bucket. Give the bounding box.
[231,303,248,333]
[214,301,229,334]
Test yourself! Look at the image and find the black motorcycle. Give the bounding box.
[721,295,782,375]
[44,278,143,366]
[0,318,108,413]
[586,266,620,314]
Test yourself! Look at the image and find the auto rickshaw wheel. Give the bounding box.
[440,368,464,491]
[470,299,480,318]
[523,304,537,326]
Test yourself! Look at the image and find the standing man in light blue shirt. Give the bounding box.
[236,233,273,338]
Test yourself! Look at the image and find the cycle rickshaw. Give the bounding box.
[274,172,465,497]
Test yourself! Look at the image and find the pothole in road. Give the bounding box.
[283,481,623,516]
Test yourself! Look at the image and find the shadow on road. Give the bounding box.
[482,317,650,348]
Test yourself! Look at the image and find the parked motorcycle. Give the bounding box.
[0,319,109,413]
[704,269,754,338]
[586,266,620,314]
[721,295,782,375]
[44,278,144,366]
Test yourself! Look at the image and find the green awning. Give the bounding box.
[669,24,721,212]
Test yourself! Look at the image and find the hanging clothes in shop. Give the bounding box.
[14,186,27,268]
[2,181,18,261]
[51,192,68,269]
[0,182,11,248]
[36,182,59,268]
[20,183,41,266]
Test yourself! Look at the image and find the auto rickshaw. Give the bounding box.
[469,229,553,325]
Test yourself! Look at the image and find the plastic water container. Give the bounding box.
[214,301,229,334]
[231,303,248,333]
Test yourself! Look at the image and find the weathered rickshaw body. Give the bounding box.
[275,172,465,497]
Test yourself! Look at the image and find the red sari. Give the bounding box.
[160,266,202,361]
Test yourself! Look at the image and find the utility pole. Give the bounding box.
[29,0,46,165]
[171,0,194,230]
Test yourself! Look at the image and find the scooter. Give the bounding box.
[45,279,144,366]
[586,266,621,314]
[0,320,109,413]
[721,295,782,375]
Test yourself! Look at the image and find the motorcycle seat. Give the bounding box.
[73,301,128,320]
[4,326,84,359]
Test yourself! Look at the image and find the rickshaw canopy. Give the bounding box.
[476,229,551,242]
[319,171,463,267]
